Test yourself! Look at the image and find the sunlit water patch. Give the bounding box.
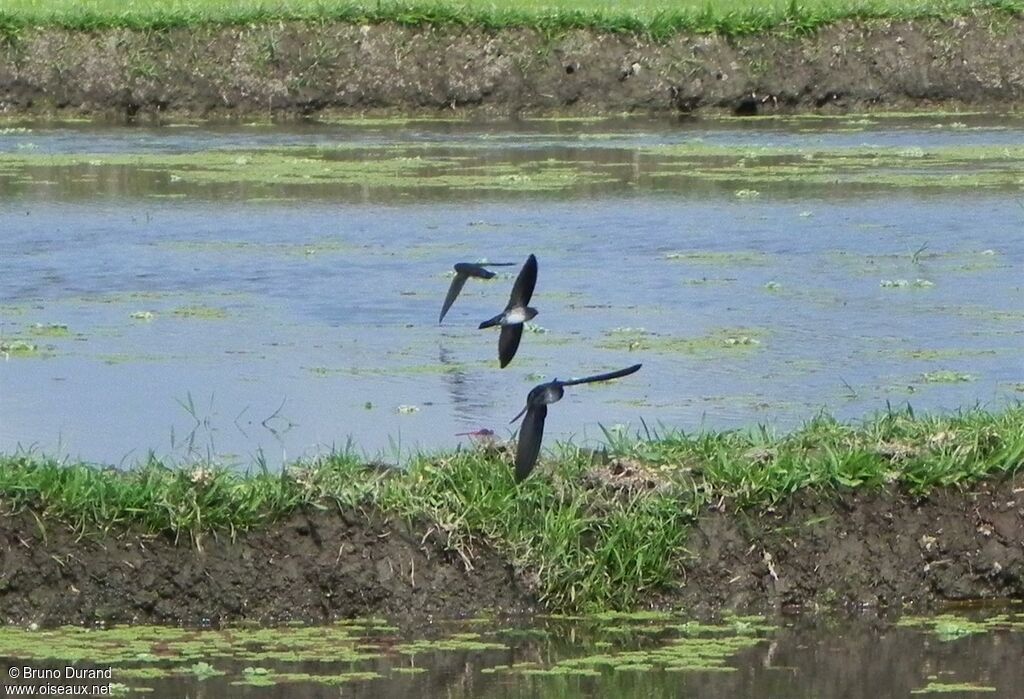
[0,610,1022,697]
[1,116,1022,467]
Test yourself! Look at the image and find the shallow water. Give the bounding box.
[1,609,1023,697]
[1,115,1022,467]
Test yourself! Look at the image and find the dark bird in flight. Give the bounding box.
[438,261,517,324]
[509,363,642,482]
[478,254,538,368]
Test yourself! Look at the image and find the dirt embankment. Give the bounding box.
[1,475,1021,627]
[0,506,531,627]
[1,14,1023,119]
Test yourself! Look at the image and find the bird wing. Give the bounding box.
[456,263,496,280]
[507,254,538,309]
[514,404,547,482]
[561,363,642,387]
[439,272,469,324]
[498,323,524,368]
[509,402,529,424]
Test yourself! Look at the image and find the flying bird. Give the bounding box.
[509,363,642,482]
[478,254,538,368]
[438,261,517,324]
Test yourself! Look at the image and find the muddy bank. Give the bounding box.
[2,476,1021,626]
[674,476,1024,614]
[1,14,1024,119]
[0,505,533,627]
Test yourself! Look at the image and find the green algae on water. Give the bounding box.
[0,339,42,356]
[0,148,616,193]
[171,305,229,320]
[911,681,998,693]
[919,370,975,384]
[896,613,1008,640]
[664,250,772,266]
[27,322,71,337]
[599,327,765,355]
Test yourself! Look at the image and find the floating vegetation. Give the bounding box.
[27,322,71,337]
[0,620,395,693]
[0,149,616,193]
[911,682,998,693]
[171,305,229,320]
[919,370,975,384]
[395,637,507,654]
[185,661,224,679]
[599,327,765,355]
[0,339,41,356]
[880,278,934,288]
[663,251,771,266]
[0,606,1019,695]
[833,248,1007,277]
[895,348,998,361]
[641,142,1024,191]
[392,666,428,675]
[232,667,275,686]
[724,336,760,346]
[895,613,1023,641]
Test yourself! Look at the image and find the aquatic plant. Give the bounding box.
[0,339,41,356]
[919,370,975,383]
[28,322,71,337]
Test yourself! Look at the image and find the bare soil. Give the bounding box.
[1,14,1023,119]
[1,474,1021,627]
[672,475,1024,614]
[0,505,533,627]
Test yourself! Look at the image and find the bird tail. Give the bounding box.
[478,313,503,329]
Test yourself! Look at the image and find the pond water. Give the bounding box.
[1,115,1022,468]
[1,609,1022,697]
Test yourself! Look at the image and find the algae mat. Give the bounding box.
[1,610,1023,697]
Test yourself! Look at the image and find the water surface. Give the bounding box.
[1,115,1022,467]
[1,609,1022,697]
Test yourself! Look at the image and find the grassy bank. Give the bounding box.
[2,0,1022,38]
[2,405,1022,611]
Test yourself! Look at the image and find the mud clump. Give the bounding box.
[1,14,1023,119]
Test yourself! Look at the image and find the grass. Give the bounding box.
[1,0,1022,40]
[1,405,1023,610]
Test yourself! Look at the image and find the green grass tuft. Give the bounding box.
[0,453,379,545]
